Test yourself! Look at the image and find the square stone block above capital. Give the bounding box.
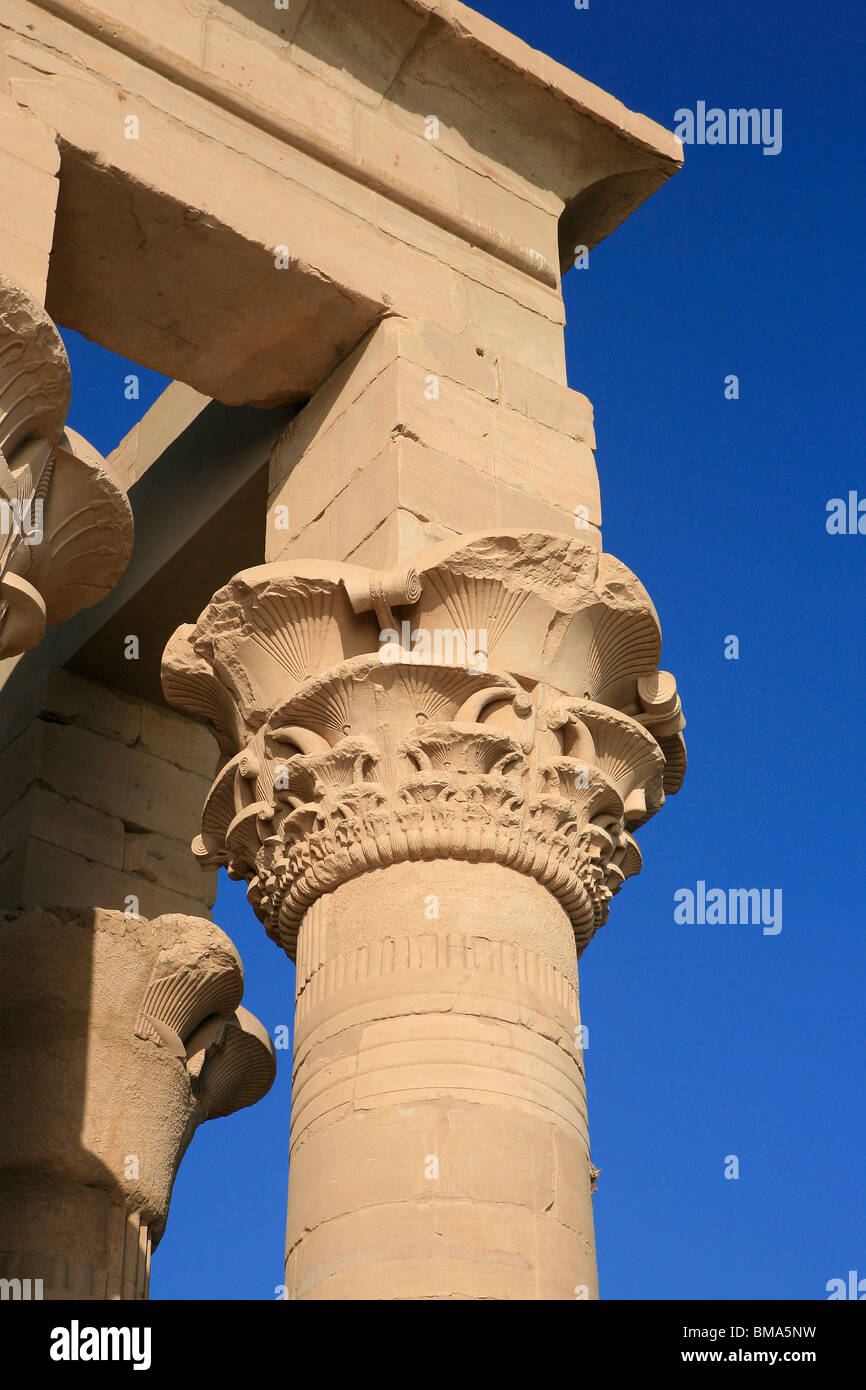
[267,318,602,566]
[0,94,59,303]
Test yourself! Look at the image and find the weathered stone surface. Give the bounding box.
[42,666,142,746]
[138,703,218,780]
[0,277,134,658]
[0,669,218,919]
[41,721,211,844]
[0,838,215,919]
[0,783,125,870]
[123,828,216,903]
[0,95,59,303]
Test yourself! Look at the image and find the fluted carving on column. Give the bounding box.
[0,275,133,657]
[163,531,686,959]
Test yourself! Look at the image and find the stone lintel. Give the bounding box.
[1,0,681,403]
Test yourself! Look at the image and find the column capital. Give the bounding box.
[0,275,133,658]
[163,529,686,958]
[0,907,276,1298]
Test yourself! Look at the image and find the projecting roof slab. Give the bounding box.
[1,0,681,405]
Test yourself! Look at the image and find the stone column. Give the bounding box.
[164,528,686,1300]
[0,907,275,1299]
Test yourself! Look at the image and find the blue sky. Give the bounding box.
[59,0,864,1299]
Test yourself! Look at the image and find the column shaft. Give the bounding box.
[285,861,597,1300]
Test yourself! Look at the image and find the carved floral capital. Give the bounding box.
[163,531,686,957]
[0,276,133,657]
